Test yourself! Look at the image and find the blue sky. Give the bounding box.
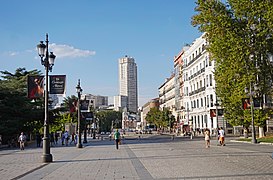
[0,0,201,106]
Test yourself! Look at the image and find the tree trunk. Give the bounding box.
[259,126,265,138]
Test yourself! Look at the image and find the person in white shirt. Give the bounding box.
[219,127,225,146]
[204,129,210,148]
[18,132,26,150]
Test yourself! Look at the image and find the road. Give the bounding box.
[0,134,273,180]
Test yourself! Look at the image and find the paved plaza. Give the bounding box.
[0,134,273,180]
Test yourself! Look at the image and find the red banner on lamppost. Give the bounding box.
[27,75,44,99]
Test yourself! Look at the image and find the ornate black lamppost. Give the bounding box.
[37,33,56,163]
[76,79,83,148]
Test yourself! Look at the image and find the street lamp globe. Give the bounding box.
[37,41,46,57]
[76,82,82,94]
[49,52,56,66]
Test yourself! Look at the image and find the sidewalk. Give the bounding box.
[1,135,273,180]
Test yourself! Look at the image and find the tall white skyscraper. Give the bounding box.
[118,55,138,113]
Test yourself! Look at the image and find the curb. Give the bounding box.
[230,140,273,145]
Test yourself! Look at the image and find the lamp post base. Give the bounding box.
[77,143,83,148]
[42,154,53,163]
[252,138,257,144]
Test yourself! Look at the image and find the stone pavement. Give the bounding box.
[0,134,273,180]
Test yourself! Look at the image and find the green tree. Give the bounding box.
[0,68,44,143]
[192,0,273,134]
[96,110,122,132]
[146,107,174,130]
[146,107,161,129]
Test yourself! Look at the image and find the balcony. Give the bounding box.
[188,86,206,96]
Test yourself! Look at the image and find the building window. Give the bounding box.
[204,97,206,107]
[204,115,207,127]
[207,95,209,107]
[206,75,209,87]
[201,98,203,107]
[197,99,199,108]
[197,116,200,128]
[210,94,214,107]
[209,74,213,86]
[201,115,204,127]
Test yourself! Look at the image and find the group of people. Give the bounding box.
[204,127,225,148]
[35,131,78,148]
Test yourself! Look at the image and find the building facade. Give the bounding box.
[158,74,176,114]
[118,55,138,113]
[140,98,160,130]
[82,94,108,110]
[173,47,189,131]
[182,34,220,134]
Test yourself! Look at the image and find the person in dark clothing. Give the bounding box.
[50,132,55,146]
[36,132,42,147]
[55,132,59,144]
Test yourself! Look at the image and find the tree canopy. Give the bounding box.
[0,68,44,142]
[192,0,273,127]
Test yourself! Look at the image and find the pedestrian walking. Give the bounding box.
[61,132,65,145]
[114,129,121,149]
[219,127,225,146]
[36,132,42,147]
[50,132,55,146]
[64,131,69,146]
[204,128,210,148]
[75,133,78,144]
[70,133,76,145]
[18,132,26,150]
[216,127,220,145]
[55,132,59,144]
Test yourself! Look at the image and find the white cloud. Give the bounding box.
[9,52,18,56]
[49,43,95,58]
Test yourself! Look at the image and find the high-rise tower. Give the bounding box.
[118,55,138,113]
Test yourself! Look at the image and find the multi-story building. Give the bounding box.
[182,33,220,134]
[140,98,159,130]
[173,47,189,131]
[82,94,108,110]
[158,74,176,114]
[118,55,138,113]
[114,95,128,111]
